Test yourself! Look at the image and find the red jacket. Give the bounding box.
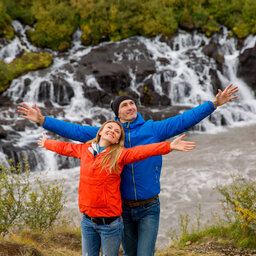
[44,140,171,217]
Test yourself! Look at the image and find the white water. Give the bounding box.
[1,21,256,249]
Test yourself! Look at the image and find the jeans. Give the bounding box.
[81,214,123,256]
[121,196,160,256]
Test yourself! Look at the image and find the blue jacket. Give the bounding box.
[43,101,215,200]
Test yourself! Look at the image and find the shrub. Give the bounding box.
[216,174,256,233]
[0,158,30,236]
[3,0,35,25]
[23,177,66,231]
[0,157,67,235]
[173,175,256,249]
[0,1,15,39]
[27,0,78,51]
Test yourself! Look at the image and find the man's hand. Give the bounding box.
[170,134,196,152]
[17,103,45,125]
[212,83,239,108]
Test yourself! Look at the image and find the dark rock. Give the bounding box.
[135,60,156,83]
[24,78,31,87]
[161,82,170,94]
[159,33,179,50]
[202,42,217,57]
[143,78,155,91]
[157,57,170,65]
[52,77,75,105]
[138,105,191,121]
[38,78,74,105]
[238,46,256,93]
[75,39,156,96]
[0,125,7,139]
[44,100,54,108]
[93,63,131,93]
[63,63,74,74]
[202,41,224,70]
[12,119,37,131]
[1,145,40,171]
[160,95,171,106]
[139,84,171,106]
[209,68,222,94]
[38,81,51,101]
[94,114,107,124]
[0,95,13,107]
[83,87,112,106]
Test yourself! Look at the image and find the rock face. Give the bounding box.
[74,39,159,106]
[237,46,256,93]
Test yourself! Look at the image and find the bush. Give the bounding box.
[3,0,35,25]
[0,158,30,236]
[0,1,15,39]
[27,0,78,51]
[23,177,66,231]
[0,157,67,236]
[172,175,256,249]
[216,175,256,233]
[1,0,256,48]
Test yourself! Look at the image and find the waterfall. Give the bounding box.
[1,20,256,171]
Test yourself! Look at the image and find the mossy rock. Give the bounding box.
[0,52,53,93]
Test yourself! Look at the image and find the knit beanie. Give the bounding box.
[111,95,136,117]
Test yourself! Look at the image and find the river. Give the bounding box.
[33,122,256,250]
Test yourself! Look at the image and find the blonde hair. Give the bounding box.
[87,120,125,174]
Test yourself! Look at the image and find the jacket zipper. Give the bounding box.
[126,122,137,200]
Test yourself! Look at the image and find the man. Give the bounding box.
[18,84,238,255]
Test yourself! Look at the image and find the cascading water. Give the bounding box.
[1,20,256,249]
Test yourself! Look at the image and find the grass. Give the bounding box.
[1,222,254,256]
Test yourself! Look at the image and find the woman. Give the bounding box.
[38,120,196,256]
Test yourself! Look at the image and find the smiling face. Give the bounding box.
[118,99,137,123]
[98,121,122,146]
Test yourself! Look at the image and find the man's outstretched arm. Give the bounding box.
[17,103,99,142]
[153,83,239,141]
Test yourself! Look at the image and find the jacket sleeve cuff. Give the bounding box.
[209,101,216,111]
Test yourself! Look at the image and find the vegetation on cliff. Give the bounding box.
[0,0,256,51]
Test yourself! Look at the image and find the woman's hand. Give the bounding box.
[170,134,196,152]
[38,133,47,148]
[17,103,45,125]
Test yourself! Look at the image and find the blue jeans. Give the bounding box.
[81,214,123,256]
[121,196,160,256]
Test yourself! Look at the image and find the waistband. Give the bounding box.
[83,213,119,225]
[122,195,158,208]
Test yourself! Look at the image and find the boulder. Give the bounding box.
[238,46,256,93]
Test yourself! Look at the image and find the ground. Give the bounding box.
[1,234,256,256]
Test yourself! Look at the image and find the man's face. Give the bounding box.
[118,99,137,123]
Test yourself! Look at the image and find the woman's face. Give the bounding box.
[99,122,122,146]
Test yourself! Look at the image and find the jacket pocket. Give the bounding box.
[79,176,107,208]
